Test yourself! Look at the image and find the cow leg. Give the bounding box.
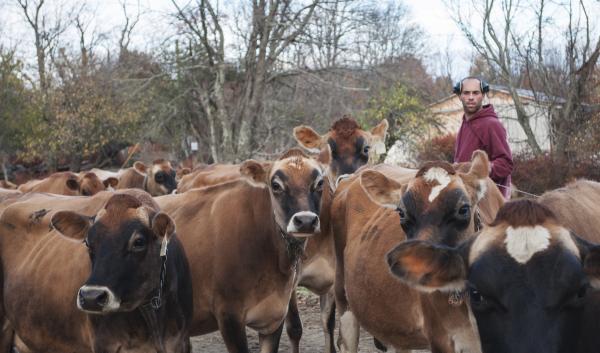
[338,310,359,353]
[259,321,284,353]
[320,291,336,353]
[217,312,249,353]
[284,291,302,353]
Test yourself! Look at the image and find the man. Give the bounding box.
[454,77,513,199]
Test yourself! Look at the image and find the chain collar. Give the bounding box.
[139,242,169,353]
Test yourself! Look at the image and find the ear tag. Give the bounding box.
[160,235,169,257]
[373,141,386,155]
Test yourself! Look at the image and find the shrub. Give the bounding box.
[413,133,456,164]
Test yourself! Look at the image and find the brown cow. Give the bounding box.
[155,148,329,353]
[294,116,388,186]
[0,190,193,353]
[176,164,242,193]
[0,180,16,190]
[332,151,504,353]
[18,171,117,196]
[117,159,178,196]
[286,117,389,352]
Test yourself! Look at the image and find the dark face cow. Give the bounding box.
[294,116,388,186]
[387,199,600,353]
[0,190,192,353]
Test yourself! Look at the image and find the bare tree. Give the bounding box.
[449,0,600,157]
[15,0,67,98]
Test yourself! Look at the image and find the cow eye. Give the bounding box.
[457,205,471,217]
[155,173,164,183]
[314,179,324,192]
[271,180,283,193]
[363,145,371,155]
[468,285,504,312]
[131,236,146,251]
[396,207,406,219]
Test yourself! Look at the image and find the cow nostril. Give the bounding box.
[96,291,108,306]
[310,216,318,227]
[293,216,303,227]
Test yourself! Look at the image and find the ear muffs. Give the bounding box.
[453,77,490,95]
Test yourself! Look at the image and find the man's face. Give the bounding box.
[459,79,484,115]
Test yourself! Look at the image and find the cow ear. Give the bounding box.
[360,170,404,209]
[584,245,600,289]
[177,168,191,178]
[240,160,272,188]
[103,177,118,188]
[152,212,175,240]
[386,240,467,293]
[66,178,80,191]
[293,125,324,152]
[51,211,92,241]
[152,212,175,256]
[133,161,147,174]
[369,119,389,155]
[316,144,332,166]
[468,150,490,180]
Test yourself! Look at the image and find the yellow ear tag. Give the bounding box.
[160,235,169,257]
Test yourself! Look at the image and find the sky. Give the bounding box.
[3,0,579,80]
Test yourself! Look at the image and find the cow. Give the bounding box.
[287,116,389,352]
[0,190,193,353]
[294,116,388,187]
[0,180,16,190]
[155,148,329,353]
[386,196,600,353]
[117,159,178,196]
[176,164,242,193]
[332,150,504,353]
[18,171,117,196]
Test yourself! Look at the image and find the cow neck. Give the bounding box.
[275,222,306,276]
[139,242,170,353]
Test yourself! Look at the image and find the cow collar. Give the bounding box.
[139,241,169,353]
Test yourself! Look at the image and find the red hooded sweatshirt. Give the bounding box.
[454,104,513,198]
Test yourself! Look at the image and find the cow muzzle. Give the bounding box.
[77,285,121,313]
[287,211,320,236]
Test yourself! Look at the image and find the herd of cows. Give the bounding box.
[0,116,599,353]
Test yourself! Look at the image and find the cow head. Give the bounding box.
[240,148,329,237]
[294,116,388,185]
[67,172,118,196]
[135,159,178,196]
[361,150,490,246]
[386,199,600,353]
[51,192,175,314]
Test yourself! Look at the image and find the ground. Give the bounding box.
[191,288,431,353]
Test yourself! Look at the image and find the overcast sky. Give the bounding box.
[0,0,549,79]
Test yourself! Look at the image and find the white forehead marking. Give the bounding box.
[504,225,551,264]
[423,167,451,202]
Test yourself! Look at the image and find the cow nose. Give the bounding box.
[78,287,110,312]
[289,212,320,234]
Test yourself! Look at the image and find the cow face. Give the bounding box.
[386,199,600,353]
[361,150,489,246]
[137,160,178,196]
[240,148,329,237]
[51,193,175,314]
[294,116,388,185]
[67,173,118,196]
